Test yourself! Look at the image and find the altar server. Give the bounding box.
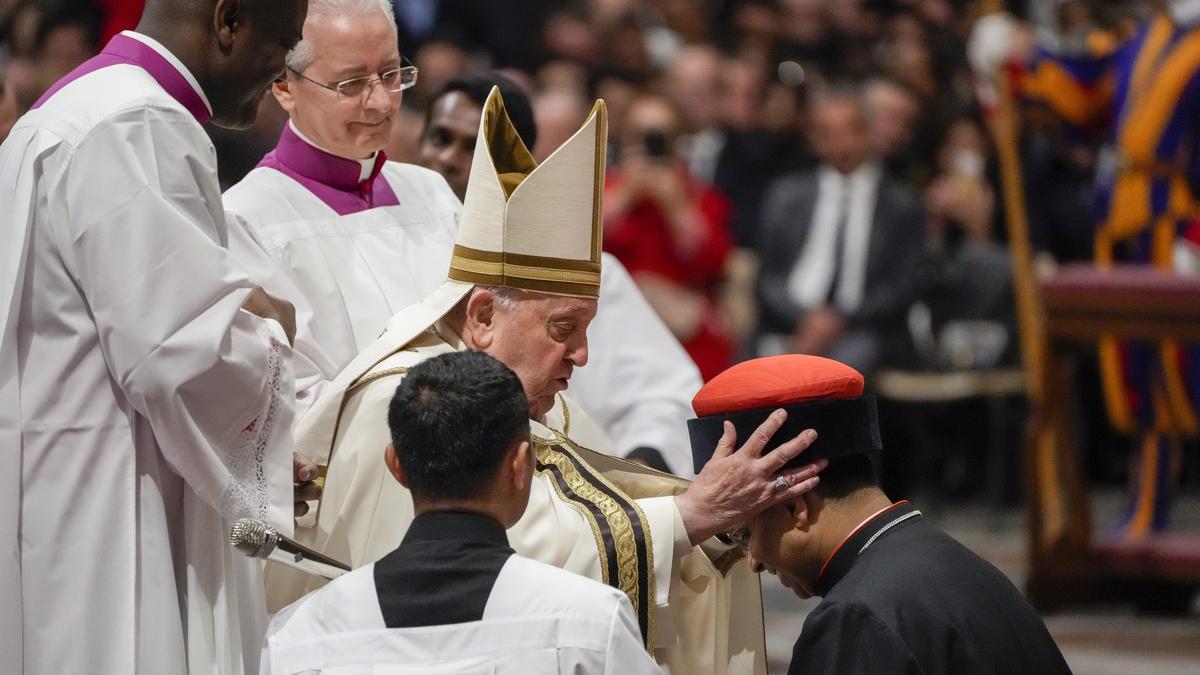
[0,0,307,672]
[262,350,662,675]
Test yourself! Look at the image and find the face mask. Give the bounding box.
[951,148,984,180]
[1170,0,1200,26]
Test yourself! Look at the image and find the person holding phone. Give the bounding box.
[604,93,736,381]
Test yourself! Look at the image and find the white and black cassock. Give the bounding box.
[261,512,662,675]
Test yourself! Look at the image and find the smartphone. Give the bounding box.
[643,131,670,160]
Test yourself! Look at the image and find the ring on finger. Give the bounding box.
[773,475,788,492]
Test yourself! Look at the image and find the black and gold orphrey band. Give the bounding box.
[534,440,655,649]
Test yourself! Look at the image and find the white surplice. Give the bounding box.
[223,127,701,474]
[261,546,661,675]
[0,32,294,674]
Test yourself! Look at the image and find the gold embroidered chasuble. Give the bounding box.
[269,324,766,674]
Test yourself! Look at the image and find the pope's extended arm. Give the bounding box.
[632,410,823,608]
[674,410,824,546]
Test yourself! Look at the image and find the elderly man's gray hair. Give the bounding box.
[286,0,398,73]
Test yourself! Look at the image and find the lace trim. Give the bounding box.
[217,335,284,520]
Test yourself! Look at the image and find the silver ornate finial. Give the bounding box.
[229,517,279,559]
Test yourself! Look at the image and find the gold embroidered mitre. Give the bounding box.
[450,86,607,298]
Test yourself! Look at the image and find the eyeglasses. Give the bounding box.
[288,57,419,101]
[720,523,751,551]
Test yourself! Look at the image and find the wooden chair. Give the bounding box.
[1026,266,1200,610]
[874,367,1026,503]
[986,65,1200,611]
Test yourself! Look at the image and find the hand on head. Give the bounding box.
[674,410,826,546]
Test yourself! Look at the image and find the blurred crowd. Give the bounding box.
[5,0,1186,496]
[0,0,1026,373]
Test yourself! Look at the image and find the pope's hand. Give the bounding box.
[674,410,826,546]
[293,453,322,518]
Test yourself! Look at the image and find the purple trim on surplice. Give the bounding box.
[256,123,400,216]
[33,33,211,125]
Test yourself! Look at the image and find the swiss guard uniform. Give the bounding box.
[271,88,767,675]
[687,356,1072,675]
[1021,3,1200,538]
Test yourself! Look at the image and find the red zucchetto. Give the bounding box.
[687,355,881,474]
[692,354,864,416]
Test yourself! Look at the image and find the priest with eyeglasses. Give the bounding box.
[223,0,704,477]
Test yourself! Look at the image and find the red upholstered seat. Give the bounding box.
[1096,535,1200,582]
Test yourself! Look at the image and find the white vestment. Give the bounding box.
[0,31,294,674]
[269,295,767,675]
[223,132,701,474]
[261,513,662,675]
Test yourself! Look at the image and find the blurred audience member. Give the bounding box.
[541,7,601,66]
[0,0,104,112]
[531,85,589,161]
[0,66,17,143]
[391,0,439,45]
[605,93,735,380]
[717,0,778,61]
[535,58,588,96]
[879,16,939,103]
[2,1,43,58]
[912,116,1014,371]
[419,72,535,200]
[717,60,814,249]
[756,87,923,375]
[825,0,884,78]
[864,76,926,188]
[664,43,723,182]
[589,67,640,157]
[410,36,470,104]
[601,11,656,80]
[777,0,835,66]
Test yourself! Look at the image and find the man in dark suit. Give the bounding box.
[689,355,1072,674]
[756,87,924,374]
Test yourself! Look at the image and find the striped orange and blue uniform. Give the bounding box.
[1024,13,1200,536]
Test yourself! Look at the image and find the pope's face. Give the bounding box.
[276,9,401,159]
[486,294,596,419]
[747,502,817,599]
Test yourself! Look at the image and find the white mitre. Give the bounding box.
[295,86,609,463]
[370,84,607,350]
[450,85,606,298]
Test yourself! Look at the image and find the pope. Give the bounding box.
[273,87,825,674]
